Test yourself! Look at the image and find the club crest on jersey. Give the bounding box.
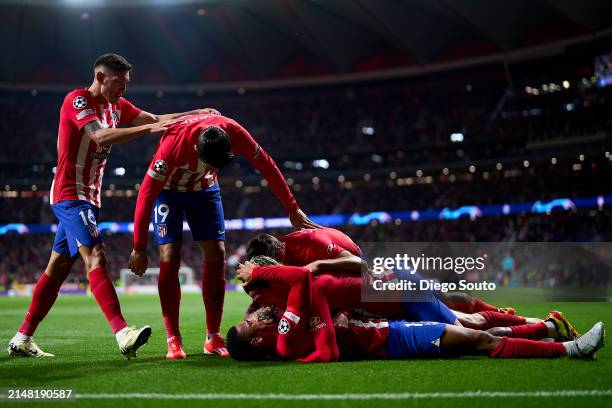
[278,318,290,335]
[72,96,88,110]
[157,224,167,238]
[326,243,336,254]
[88,224,100,238]
[154,160,168,174]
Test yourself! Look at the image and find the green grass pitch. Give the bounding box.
[0,292,611,408]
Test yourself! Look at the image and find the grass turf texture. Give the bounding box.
[0,292,610,408]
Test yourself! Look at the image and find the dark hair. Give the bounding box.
[197,126,235,169]
[94,53,132,72]
[246,234,283,260]
[226,326,267,361]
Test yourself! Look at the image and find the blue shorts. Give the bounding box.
[395,270,457,325]
[152,185,225,245]
[386,320,446,359]
[51,200,103,257]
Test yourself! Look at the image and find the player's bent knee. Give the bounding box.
[201,241,226,262]
[159,242,182,263]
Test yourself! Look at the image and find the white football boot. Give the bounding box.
[563,322,604,358]
[7,337,54,357]
[117,326,152,359]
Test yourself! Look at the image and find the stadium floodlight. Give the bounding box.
[450,132,464,142]
[312,159,330,169]
[113,167,126,176]
[361,126,375,135]
[563,80,570,89]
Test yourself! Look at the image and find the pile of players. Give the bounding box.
[226,227,605,363]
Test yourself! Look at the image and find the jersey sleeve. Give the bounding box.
[296,290,339,363]
[252,265,338,362]
[62,92,99,130]
[132,136,181,250]
[119,97,143,126]
[227,120,298,213]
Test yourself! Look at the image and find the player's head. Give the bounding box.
[197,126,235,169]
[246,234,286,262]
[93,53,132,104]
[227,307,278,361]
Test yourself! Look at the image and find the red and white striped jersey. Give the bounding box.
[133,114,298,250]
[50,88,141,207]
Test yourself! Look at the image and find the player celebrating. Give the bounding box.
[128,113,318,359]
[7,53,218,359]
[228,259,604,362]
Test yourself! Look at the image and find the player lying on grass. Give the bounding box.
[243,256,580,341]
[128,113,319,359]
[240,248,550,335]
[227,258,605,362]
[247,229,518,321]
[7,53,220,359]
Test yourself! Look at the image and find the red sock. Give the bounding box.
[18,273,63,336]
[473,298,500,313]
[158,261,181,339]
[509,322,549,340]
[490,336,566,358]
[479,311,526,329]
[89,267,127,333]
[201,261,226,335]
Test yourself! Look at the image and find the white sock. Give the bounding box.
[563,341,578,357]
[13,332,31,343]
[115,327,130,343]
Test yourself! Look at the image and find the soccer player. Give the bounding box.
[7,53,219,359]
[228,261,604,362]
[246,229,516,317]
[128,113,319,359]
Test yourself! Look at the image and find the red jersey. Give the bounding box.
[251,267,404,318]
[133,114,298,250]
[337,316,389,360]
[50,88,141,207]
[252,265,339,363]
[280,227,361,266]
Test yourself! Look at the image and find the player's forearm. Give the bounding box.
[312,255,365,274]
[91,124,152,145]
[156,110,202,122]
[132,179,159,250]
[252,265,310,286]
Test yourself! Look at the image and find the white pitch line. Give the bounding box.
[77,390,612,400]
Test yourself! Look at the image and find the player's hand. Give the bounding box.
[147,118,181,134]
[236,261,255,286]
[333,311,349,330]
[288,209,321,230]
[129,249,148,276]
[198,108,221,116]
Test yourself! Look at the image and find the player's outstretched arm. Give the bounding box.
[304,251,365,275]
[130,108,221,126]
[83,119,177,146]
[129,149,176,275]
